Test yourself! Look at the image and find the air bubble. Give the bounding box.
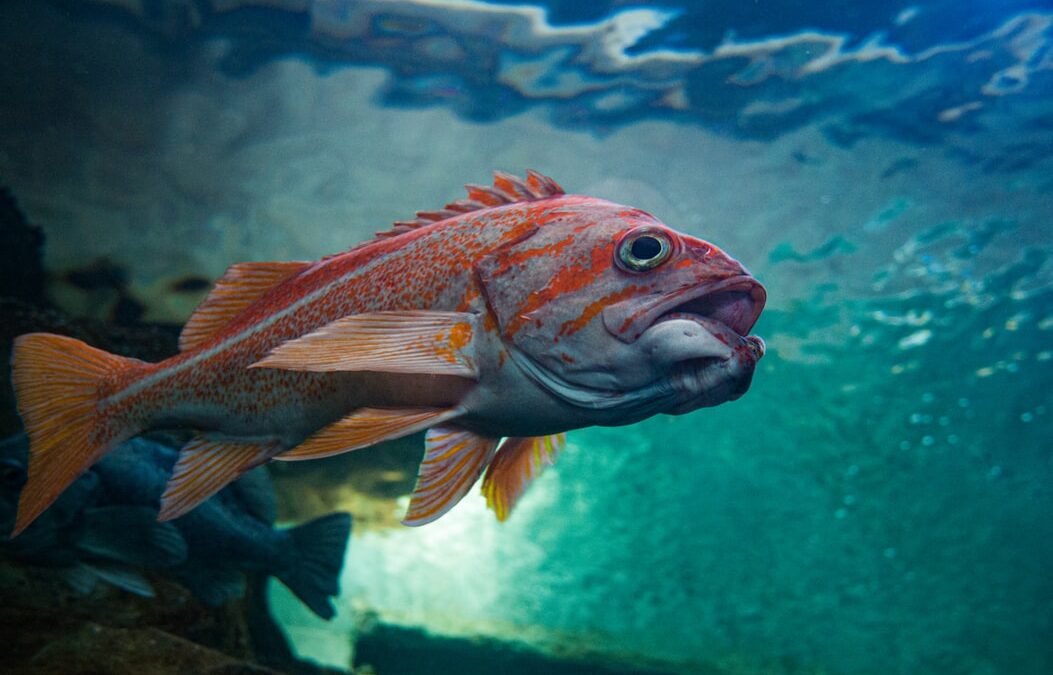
[843,495,857,506]
[845,464,859,477]
[921,392,934,403]
[835,508,847,519]
[958,398,970,408]
[987,465,1002,480]
[1021,412,1034,423]
[938,416,949,426]
[909,413,923,424]
[883,547,897,559]
[947,434,960,445]
[922,435,935,446]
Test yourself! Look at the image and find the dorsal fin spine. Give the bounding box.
[390,170,564,232]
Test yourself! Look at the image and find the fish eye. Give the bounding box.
[617,229,673,272]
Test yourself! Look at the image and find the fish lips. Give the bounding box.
[603,275,766,411]
[603,275,767,345]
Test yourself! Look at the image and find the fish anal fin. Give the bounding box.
[179,260,312,351]
[158,437,278,521]
[276,407,463,462]
[482,433,566,522]
[402,426,499,527]
[251,311,478,377]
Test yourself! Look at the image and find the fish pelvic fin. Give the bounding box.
[482,433,566,522]
[10,333,146,537]
[277,512,352,620]
[158,437,280,521]
[402,426,499,527]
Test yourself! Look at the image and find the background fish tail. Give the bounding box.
[276,511,352,620]
[10,333,147,536]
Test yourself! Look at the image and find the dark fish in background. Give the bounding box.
[0,433,352,619]
[0,434,185,596]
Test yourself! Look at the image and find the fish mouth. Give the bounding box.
[604,274,767,344]
[653,278,766,339]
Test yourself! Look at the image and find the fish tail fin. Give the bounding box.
[277,512,352,620]
[10,333,145,536]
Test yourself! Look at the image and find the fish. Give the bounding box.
[9,170,766,534]
[1,432,352,619]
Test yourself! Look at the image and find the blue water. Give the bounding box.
[1,1,1051,674]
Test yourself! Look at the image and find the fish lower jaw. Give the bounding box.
[665,353,758,413]
[669,357,726,396]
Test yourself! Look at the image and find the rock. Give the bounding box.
[25,624,279,675]
[0,557,278,674]
[0,188,46,304]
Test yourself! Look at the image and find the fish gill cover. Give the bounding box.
[0,0,1051,674]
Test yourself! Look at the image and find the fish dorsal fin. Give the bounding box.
[482,433,566,522]
[377,170,564,240]
[402,425,500,526]
[179,261,312,351]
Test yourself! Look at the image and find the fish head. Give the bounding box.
[476,197,766,425]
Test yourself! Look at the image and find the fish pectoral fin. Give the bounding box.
[402,426,499,527]
[250,311,479,378]
[180,260,312,351]
[482,433,566,522]
[159,437,280,522]
[276,407,464,462]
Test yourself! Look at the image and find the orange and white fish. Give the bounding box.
[10,171,765,536]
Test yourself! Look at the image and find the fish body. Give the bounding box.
[11,171,765,532]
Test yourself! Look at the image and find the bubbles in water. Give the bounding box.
[883,547,897,559]
[938,416,950,426]
[958,398,970,407]
[947,434,960,445]
[921,392,935,403]
[835,508,848,519]
[1020,412,1034,423]
[922,435,935,446]
[843,494,857,506]
[987,465,1002,480]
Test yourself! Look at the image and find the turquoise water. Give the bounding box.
[1,1,1051,674]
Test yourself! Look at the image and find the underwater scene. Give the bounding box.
[1,1,1051,674]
